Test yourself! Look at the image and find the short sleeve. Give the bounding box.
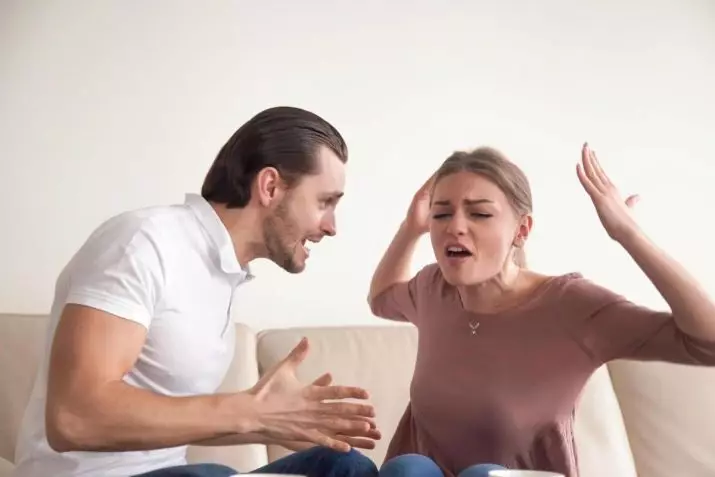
[64,223,165,329]
[369,264,441,325]
[560,276,715,366]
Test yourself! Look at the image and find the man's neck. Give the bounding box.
[209,202,266,268]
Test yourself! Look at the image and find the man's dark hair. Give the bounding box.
[201,106,348,208]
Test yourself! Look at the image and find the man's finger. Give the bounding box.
[284,337,309,365]
[307,384,370,401]
[303,429,351,453]
[313,400,376,419]
[311,372,332,386]
[340,415,378,430]
[333,425,382,440]
[312,415,375,435]
[335,436,377,450]
[357,415,377,429]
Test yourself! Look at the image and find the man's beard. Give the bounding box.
[262,201,304,274]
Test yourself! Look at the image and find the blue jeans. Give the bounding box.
[379,454,506,477]
[132,446,378,477]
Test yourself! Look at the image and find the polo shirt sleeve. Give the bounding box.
[64,226,165,329]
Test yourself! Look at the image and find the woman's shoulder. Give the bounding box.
[540,271,629,312]
[411,262,446,288]
[409,266,628,312]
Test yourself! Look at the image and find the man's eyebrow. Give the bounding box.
[321,191,344,201]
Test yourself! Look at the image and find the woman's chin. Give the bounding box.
[437,261,494,287]
[439,266,475,286]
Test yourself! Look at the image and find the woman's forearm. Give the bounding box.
[368,221,422,307]
[619,228,715,341]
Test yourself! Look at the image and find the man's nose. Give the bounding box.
[322,215,336,237]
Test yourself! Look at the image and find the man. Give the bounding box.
[12,107,380,477]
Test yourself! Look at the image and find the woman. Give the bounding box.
[368,144,715,477]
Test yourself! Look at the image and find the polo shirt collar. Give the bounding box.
[184,193,254,280]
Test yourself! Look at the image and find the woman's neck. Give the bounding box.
[457,266,546,314]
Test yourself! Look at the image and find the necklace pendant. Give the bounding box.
[469,321,480,335]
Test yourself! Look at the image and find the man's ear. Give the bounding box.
[512,214,533,247]
[254,167,286,207]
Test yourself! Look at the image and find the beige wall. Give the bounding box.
[1,0,714,329]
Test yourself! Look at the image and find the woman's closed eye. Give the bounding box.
[432,212,493,219]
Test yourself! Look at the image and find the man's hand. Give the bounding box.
[245,338,379,453]
[306,374,382,450]
[322,417,382,450]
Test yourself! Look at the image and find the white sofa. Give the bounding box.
[2,313,715,477]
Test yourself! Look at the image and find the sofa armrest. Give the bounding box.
[0,456,13,477]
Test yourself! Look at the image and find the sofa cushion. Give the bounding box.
[573,365,637,477]
[0,456,13,477]
[0,314,49,463]
[608,360,715,477]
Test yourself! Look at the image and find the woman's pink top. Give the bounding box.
[370,264,715,477]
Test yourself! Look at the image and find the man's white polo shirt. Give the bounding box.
[12,193,254,477]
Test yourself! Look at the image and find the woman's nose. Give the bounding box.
[446,214,467,235]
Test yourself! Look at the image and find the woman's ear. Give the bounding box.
[512,214,533,247]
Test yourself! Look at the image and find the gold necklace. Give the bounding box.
[468,320,480,335]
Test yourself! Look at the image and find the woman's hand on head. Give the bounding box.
[403,173,436,237]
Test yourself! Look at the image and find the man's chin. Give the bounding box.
[285,265,305,274]
[280,259,306,274]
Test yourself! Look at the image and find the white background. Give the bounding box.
[1,0,714,330]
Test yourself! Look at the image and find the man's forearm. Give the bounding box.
[47,381,258,453]
[194,433,316,452]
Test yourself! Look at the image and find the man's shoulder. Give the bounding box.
[64,203,198,278]
[88,203,193,247]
